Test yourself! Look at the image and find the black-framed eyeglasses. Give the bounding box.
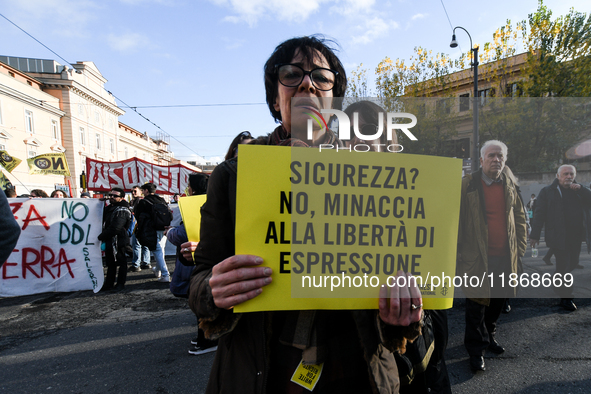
[276,64,338,91]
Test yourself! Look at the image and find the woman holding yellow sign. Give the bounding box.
[188,36,423,394]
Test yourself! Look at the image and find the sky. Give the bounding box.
[0,0,586,164]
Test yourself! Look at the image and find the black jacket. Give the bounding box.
[135,194,168,250]
[531,179,591,250]
[188,158,422,394]
[98,199,131,248]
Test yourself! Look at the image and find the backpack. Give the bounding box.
[144,199,173,230]
[110,206,133,237]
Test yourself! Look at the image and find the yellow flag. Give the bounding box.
[0,150,22,173]
[179,194,207,242]
[234,145,462,313]
[27,153,71,176]
[0,171,12,189]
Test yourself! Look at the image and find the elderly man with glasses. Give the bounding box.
[129,185,151,272]
[98,187,133,291]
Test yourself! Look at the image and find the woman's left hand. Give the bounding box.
[379,271,423,326]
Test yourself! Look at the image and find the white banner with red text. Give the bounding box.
[85,157,197,195]
[0,198,104,297]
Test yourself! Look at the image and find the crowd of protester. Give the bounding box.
[1,34,590,394]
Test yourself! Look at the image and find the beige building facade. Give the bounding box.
[0,60,66,193]
[0,56,180,196]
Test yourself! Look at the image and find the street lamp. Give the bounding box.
[450,26,479,172]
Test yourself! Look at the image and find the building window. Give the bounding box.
[436,99,451,114]
[506,83,521,98]
[459,93,470,112]
[478,88,495,106]
[96,133,101,150]
[95,111,100,124]
[78,103,84,116]
[28,150,37,158]
[441,138,470,159]
[51,119,60,139]
[110,138,115,154]
[0,143,5,151]
[108,117,114,129]
[134,149,137,158]
[25,110,34,134]
[80,127,86,145]
[124,147,128,159]
[143,154,146,161]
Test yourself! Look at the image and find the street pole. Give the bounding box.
[472,45,479,173]
[450,27,480,173]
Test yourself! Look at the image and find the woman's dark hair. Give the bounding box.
[140,182,157,194]
[225,131,253,161]
[188,173,209,196]
[264,35,347,123]
[344,101,394,145]
[50,189,66,198]
[248,135,270,145]
[30,189,49,198]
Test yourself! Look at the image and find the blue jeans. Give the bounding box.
[152,230,170,277]
[131,233,150,268]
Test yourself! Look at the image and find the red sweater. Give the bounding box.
[482,179,508,256]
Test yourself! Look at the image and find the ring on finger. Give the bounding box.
[411,303,423,310]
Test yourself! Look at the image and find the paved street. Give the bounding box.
[1,251,590,393]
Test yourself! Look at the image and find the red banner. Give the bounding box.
[86,157,197,195]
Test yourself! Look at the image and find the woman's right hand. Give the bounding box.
[209,255,273,310]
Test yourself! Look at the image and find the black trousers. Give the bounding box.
[464,255,509,357]
[553,236,582,299]
[464,297,505,356]
[104,240,127,288]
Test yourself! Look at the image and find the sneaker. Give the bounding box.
[157,276,170,283]
[188,343,218,356]
[190,337,199,346]
[140,263,152,270]
[152,266,161,278]
[128,266,141,272]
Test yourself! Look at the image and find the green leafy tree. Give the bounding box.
[348,1,591,170]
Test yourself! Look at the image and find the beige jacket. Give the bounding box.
[457,168,527,305]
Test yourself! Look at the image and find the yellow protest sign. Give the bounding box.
[27,153,71,176]
[0,150,22,173]
[179,195,207,242]
[234,145,461,313]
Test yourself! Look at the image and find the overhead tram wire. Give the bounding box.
[120,103,266,109]
[107,92,208,159]
[0,12,74,69]
[0,12,214,160]
[440,0,463,53]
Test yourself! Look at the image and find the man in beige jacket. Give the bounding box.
[457,140,527,373]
